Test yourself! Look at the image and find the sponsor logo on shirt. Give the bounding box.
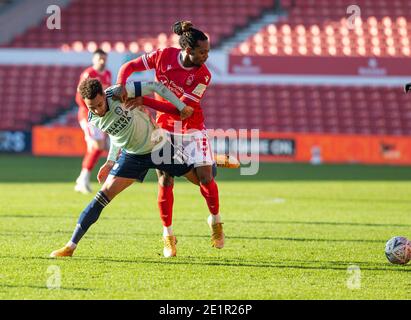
[158,75,184,97]
[105,113,131,135]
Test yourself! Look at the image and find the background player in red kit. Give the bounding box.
[75,49,112,194]
[115,21,223,257]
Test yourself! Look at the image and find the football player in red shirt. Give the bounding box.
[115,21,224,257]
[75,49,112,194]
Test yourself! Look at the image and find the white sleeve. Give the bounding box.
[141,81,186,111]
[107,140,121,162]
[125,81,139,98]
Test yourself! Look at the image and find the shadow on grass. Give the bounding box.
[1,254,409,274]
[0,283,93,291]
[1,215,410,228]
[0,229,388,244]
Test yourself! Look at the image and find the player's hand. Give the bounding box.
[180,105,194,120]
[124,97,143,111]
[97,161,115,184]
[404,83,411,94]
[112,84,128,102]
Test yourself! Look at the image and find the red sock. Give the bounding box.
[82,148,103,171]
[158,184,174,227]
[200,179,220,215]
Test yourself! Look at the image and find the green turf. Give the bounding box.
[0,155,411,299]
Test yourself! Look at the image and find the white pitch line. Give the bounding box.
[271,198,286,204]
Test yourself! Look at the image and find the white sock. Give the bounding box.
[163,226,173,237]
[65,241,77,250]
[78,169,91,183]
[208,214,221,225]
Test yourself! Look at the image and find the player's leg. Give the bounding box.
[190,130,224,248]
[50,175,134,257]
[156,169,177,257]
[183,168,200,186]
[76,120,105,194]
[157,166,210,256]
[195,164,224,249]
[51,150,148,258]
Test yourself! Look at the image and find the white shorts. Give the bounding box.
[175,130,214,168]
[79,119,106,147]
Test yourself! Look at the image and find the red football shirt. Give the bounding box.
[75,67,112,122]
[141,47,212,132]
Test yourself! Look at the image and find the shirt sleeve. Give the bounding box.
[107,140,121,162]
[124,81,141,98]
[87,111,95,123]
[116,49,162,85]
[141,49,161,70]
[142,97,180,116]
[141,81,186,111]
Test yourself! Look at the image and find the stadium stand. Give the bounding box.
[4,0,275,49]
[55,84,411,136]
[232,0,411,57]
[2,0,409,138]
[0,65,83,130]
[200,84,410,136]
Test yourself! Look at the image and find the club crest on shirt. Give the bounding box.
[115,106,123,115]
[186,74,195,86]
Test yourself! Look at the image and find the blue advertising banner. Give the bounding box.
[0,131,32,153]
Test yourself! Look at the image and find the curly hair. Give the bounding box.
[79,78,103,100]
[172,20,208,50]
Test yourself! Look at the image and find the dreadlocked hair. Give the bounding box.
[172,20,208,50]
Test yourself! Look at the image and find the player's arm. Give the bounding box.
[97,141,119,184]
[178,83,208,117]
[113,81,194,119]
[141,81,193,119]
[107,141,120,163]
[141,82,186,111]
[116,56,148,85]
[114,50,161,101]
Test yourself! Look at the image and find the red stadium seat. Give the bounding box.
[3,0,276,49]
[197,84,409,135]
[0,65,84,131]
[233,0,411,57]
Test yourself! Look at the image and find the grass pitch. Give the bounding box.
[1,155,411,299]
